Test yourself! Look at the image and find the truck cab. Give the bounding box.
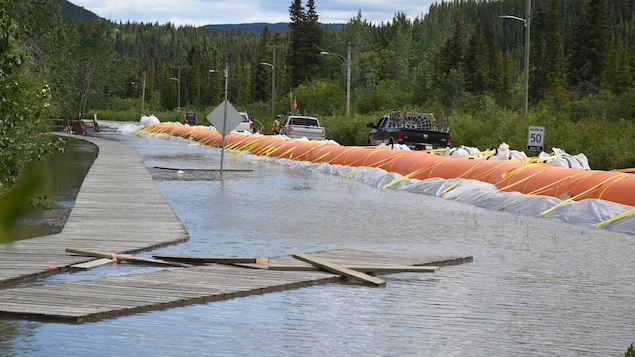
[281,115,326,140]
[183,112,198,126]
[367,111,451,149]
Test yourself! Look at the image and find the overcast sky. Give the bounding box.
[70,0,439,27]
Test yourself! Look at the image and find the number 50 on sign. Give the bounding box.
[527,126,545,151]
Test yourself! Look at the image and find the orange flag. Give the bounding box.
[293,97,298,110]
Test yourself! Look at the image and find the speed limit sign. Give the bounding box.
[527,126,545,151]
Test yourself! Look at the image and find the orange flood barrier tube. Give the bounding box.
[139,123,635,207]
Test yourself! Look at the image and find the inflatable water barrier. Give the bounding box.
[130,122,634,234]
[138,123,634,207]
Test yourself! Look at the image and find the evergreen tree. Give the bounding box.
[304,0,323,79]
[604,37,627,95]
[435,22,465,81]
[288,0,323,87]
[566,0,611,94]
[486,37,506,105]
[531,0,566,103]
[434,22,466,106]
[543,0,566,101]
[254,27,273,103]
[464,24,488,95]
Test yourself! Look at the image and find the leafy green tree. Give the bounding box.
[0,0,65,242]
[0,0,59,187]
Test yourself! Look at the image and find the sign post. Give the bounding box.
[527,126,545,152]
[206,64,243,174]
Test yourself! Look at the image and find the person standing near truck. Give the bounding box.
[272,114,281,135]
[148,111,160,124]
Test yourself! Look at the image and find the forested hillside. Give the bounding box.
[4,0,635,171]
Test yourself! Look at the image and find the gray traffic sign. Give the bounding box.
[206,100,242,136]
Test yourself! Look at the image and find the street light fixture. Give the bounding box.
[260,62,275,119]
[320,42,352,116]
[500,0,531,120]
[169,77,180,109]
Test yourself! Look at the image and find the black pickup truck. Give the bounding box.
[366,111,451,150]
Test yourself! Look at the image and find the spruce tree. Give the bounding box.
[288,0,323,88]
[464,24,488,95]
[566,0,611,94]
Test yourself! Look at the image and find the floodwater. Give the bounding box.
[12,138,97,239]
[1,126,634,356]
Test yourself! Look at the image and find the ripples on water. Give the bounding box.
[2,130,634,356]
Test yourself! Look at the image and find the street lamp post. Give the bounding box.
[131,73,146,114]
[320,42,352,116]
[260,62,275,119]
[169,77,180,109]
[500,0,531,120]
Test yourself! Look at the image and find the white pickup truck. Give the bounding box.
[280,115,325,140]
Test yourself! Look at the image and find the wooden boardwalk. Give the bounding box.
[0,133,189,288]
[0,249,472,323]
[0,133,472,324]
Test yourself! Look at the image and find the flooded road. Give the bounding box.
[2,129,634,356]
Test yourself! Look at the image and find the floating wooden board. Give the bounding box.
[292,253,386,287]
[153,255,269,265]
[66,248,183,267]
[267,264,440,273]
[153,166,253,172]
[0,249,473,323]
[71,258,115,271]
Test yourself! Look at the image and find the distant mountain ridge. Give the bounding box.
[61,1,343,33]
[61,0,101,21]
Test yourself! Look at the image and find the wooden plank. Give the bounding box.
[66,248,184,267]
[153,166,253,172]
[153,255,269,265]
[267,264,440,273]
[292,253,386,287]
[70,258,115,271]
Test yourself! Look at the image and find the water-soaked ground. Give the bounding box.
[2,128,634,356]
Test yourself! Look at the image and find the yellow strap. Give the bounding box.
[613,168,635,173]
[596,208,635,227]
[381,166,429,189]
[463,149,496,159]
[440,180,462,195]
[344,168,358,178]
[540,175,627,216]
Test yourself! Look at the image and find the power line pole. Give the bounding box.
[268,44,283,118]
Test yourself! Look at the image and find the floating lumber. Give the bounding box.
[0,249,472,323]
[153,166,253,172]
[292,253,386,287]
[267,264,440,273]
[66,248,183,267]
[71,258,115,271]
[152,255,269,265]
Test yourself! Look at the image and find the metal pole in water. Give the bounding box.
[220,63,229,175]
